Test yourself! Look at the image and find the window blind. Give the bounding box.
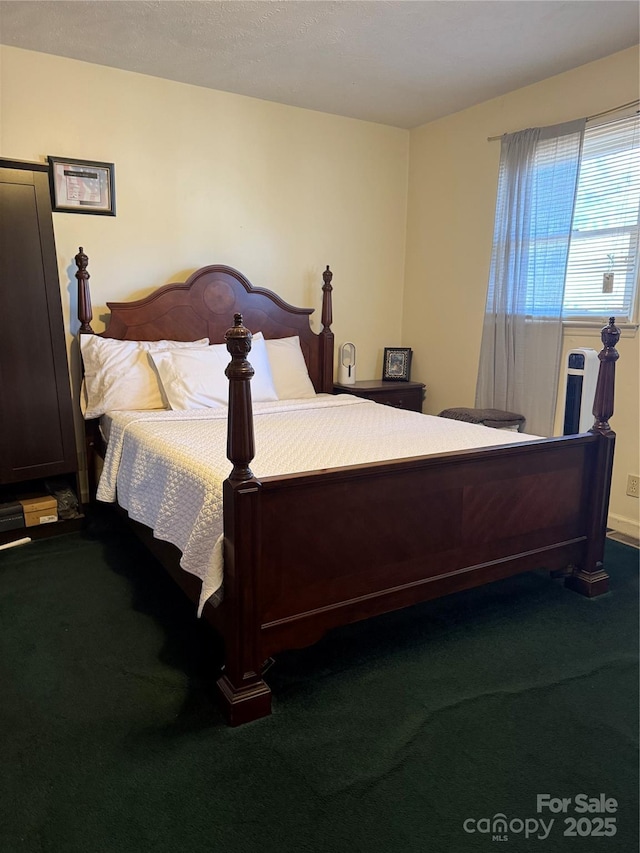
[563,114,640,322]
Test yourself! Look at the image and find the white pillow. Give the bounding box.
[80,335,209,418]
[150,335,278,410]
[264,335,316,399]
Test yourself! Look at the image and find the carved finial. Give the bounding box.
[322,265,333,286]
[75,246,88,271]
[75,246,94,333]
[225,313,253,358]
[601,317,621,352]
[591,317,620,435]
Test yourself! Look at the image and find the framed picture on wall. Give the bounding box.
[48,156,116,215]
[382,347,412,381]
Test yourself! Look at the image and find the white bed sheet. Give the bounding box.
[97,394,540,613]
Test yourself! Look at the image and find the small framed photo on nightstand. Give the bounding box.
[382,347,412,381]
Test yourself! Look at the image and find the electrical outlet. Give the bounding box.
[626,474,639,498]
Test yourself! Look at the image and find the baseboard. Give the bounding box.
[607,512,640,541]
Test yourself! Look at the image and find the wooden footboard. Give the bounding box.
[256,437,597,649]
[219,317,620,725]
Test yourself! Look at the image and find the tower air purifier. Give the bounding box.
[338,342,356,385]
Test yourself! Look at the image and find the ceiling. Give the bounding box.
[0,1,638,128]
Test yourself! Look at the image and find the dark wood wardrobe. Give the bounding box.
[0,159,80,540]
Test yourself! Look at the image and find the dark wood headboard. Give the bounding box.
[75,248,335,394]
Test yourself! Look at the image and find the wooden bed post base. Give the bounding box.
[565,567,610,598]
[216,674,272,726]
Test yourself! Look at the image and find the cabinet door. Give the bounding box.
[0,166,77,483]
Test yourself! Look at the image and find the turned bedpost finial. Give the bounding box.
[590,316,620,436]
[225,313,256,481]
[75,246,94,333]
[321,265,333,333]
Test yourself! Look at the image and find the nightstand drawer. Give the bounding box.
[334,380,425,413]
[374,390,423,411]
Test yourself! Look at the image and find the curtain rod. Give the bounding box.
[486,99,640,142]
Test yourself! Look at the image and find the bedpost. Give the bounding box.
[590,317,620,436]
[566,317,620,598]
[75,247,94,334]
[225,313,255,481]
[217,313,272,724]
[75,247,101,499]
[320,265,334,393]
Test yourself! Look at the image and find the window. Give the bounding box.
[563,114,640,323]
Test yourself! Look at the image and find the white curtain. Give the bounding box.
[475,119,586,436]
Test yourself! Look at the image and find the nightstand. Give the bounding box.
[334,380,425,413]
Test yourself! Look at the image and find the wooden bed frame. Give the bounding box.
[75,248,620,726]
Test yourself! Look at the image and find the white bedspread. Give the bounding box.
[97,395,539,612]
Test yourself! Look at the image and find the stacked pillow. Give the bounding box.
[150,334,278,410]
[80,335,209,418]
[264,335,317,401]
[80,331,317,417]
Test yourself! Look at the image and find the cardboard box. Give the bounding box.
[0,500,25,532]
[18,495,58,527]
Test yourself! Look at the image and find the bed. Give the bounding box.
[75,248,621,726]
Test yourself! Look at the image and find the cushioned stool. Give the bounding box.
[438,407,526,432]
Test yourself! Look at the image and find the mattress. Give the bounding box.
[97,394,540,612]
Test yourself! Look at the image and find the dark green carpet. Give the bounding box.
[1,514,637,853]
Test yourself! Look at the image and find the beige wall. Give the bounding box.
[0,44,409,400]
[404,46,640,535]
